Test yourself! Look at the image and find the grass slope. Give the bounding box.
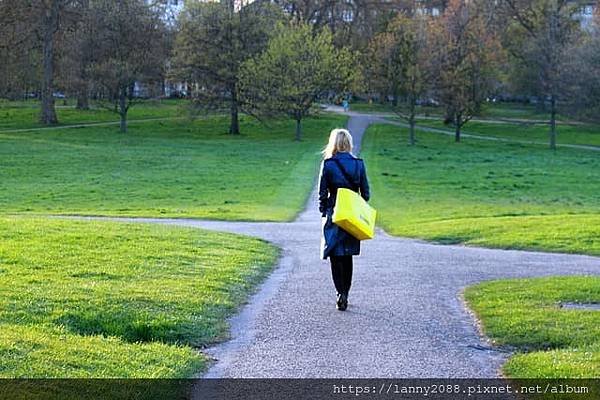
[0,114,345,221]
[465,276,600,378]
[362,123,600,255]
[0,216,278,377]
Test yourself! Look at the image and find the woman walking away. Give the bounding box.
[318,128,370,311]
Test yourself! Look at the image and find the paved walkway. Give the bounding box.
[96,114,600,378]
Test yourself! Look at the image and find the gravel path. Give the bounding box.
[92,113,599,378]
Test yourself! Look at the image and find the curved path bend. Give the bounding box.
[96,114,600,378]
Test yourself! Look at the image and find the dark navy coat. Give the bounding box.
[318,152,370,259]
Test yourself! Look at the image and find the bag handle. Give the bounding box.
[332,158,359,192]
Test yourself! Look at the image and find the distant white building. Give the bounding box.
[574,2,597,30]
[153,0,184,24]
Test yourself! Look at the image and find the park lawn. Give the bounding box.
[464,276,600,378]
[351,100,570,121]
[478,102,569,121]
[349,101,397,113]
[397,215,600,255]
[0,99,187,130]
[0,215,279,377]
[410,118,600,147]
[0,113,345,221]
[362,123,600,255]
[349,101,440,116]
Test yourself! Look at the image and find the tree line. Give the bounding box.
[0,0,598,147]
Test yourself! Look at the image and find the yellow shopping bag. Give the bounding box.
[332,188,377,240]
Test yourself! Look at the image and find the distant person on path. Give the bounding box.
[318,129,370,311]
[342,99,349,112]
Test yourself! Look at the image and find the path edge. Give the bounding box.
[199,250,298,378]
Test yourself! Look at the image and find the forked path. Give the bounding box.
[100,115,599,378]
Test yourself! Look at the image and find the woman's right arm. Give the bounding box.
[318,161,328,216]
[359,160,370,202]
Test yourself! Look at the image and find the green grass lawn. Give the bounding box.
[362,123,600,255]
[350,100,571,121]
[0,215,278,377]
[478,102,569,121]
[465,276,600,378]
[347,101,396,113]
[409,118,600,147]
[0,99,187,130]
[0,113,345,221]
[353,100,600,146]
[348,100,440,116]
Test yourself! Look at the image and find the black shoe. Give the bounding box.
[336,293,343,310]
[336,293,348,311]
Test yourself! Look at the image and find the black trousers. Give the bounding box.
[330,255,353,296]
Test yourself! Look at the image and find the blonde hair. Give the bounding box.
[322,128,353,159]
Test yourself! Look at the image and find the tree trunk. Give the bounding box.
[408,101,416,146]
[535,95,547,113]
[120,113,127,133]
[454,113,461,143]
[295,117,302,141]
[549,95,557,150]
[229,87,240,135]
[119,88,127,133]
[39,1,59,125]
[76,85,89,110]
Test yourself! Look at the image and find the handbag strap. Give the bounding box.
[332,158,359,192]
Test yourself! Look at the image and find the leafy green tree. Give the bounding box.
[367,12,429,145]
[564,7,600,122]
[172,0,284,135]
[58,0,94,110]
[87,0,167,133]
[502,0,583,149]
[0,2,42,100]
[240,22,358,141]
[0,0,84,123]
[428,0,502,142]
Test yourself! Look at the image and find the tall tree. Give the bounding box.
[0,2,42,100]
[39,1,84,124]
[367,11,430,145]
[172,0,285,135]
[240,22,359,141]
[564,4,600,122]
[502,0,583,149]
[428,0,502,142]
[0,1,83,122]
[271,0,434,39]
[39,0,63,124]
[87,0,167,133]
[58,0,93,110]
